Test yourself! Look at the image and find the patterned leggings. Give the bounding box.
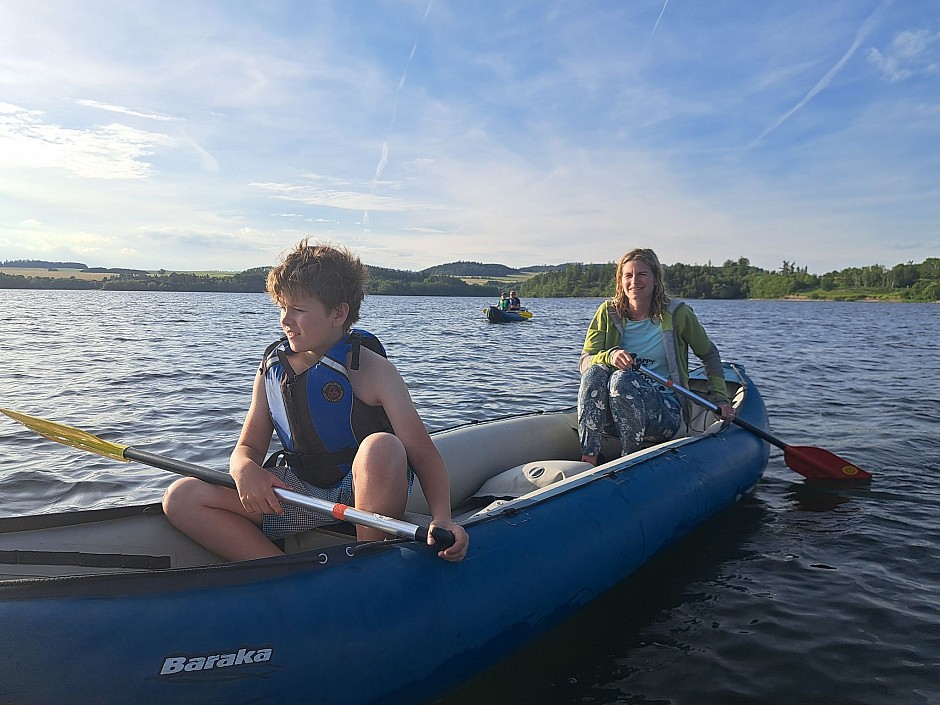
[578,365,682,458]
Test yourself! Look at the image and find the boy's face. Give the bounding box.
[277,292,348,353]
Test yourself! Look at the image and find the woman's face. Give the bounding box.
[620,259,655,309]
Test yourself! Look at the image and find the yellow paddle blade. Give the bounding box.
[0,408,130,462]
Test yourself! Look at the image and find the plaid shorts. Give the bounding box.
[260,463,414,541]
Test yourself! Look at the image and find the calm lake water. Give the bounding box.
[1,290,938,705]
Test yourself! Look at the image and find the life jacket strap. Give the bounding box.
[263,448,357,489]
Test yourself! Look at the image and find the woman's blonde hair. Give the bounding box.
[266,238,368,331]
[611,248,671,321]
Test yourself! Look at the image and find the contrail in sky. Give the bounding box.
[644,0,669,55]
[364,0,433,225]
[751,0,892,146]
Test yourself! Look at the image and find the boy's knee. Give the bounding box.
[162,476,202,516]
[359,432,405,457]
[354,433,407,480]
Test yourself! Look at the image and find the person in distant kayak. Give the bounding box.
[497,292,509,310]
[577,248,734,465]
[163,239,469,562]
[507,290,522,311]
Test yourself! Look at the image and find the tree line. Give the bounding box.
[517,257,939,303]
[0,270,268,293]
[0,266,493,296]
[1,257,937,302]
[1,259,91,269]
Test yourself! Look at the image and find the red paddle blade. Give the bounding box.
[783,445,872,482]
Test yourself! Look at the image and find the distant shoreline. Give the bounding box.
[1,262,936,303]
[1,284,934,304]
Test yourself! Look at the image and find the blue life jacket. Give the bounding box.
[261,329,393,488]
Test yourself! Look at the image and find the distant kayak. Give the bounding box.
[484,306,532,323]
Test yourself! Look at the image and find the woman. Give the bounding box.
[578,248,734,465]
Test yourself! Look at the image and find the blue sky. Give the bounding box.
[1,1,937,274]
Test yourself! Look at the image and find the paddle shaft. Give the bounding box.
[125,447,455,548]
[634,365,871,481]
[634,366,786,449]
[0,407,457,547]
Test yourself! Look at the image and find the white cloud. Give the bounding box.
[250,178,440,214]
[0,103,177,179]
[869,28,940,82]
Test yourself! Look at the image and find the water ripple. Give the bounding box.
[1,291,938,704]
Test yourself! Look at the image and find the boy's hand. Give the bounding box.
[429,520,469,562]
[232,462,290,516]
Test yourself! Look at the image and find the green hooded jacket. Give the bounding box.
[579,299,729,425]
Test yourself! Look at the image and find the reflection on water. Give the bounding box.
[1,291,939,704]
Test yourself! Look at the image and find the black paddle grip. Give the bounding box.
[416,525,456,550]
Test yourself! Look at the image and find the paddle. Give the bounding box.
[0,408,456,549]
[634,366,872,482]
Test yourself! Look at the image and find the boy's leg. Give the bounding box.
[162,477,282,560]
[351,432,408,542]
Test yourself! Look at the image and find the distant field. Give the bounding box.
[0,267,111,281]
[0,268,236,281]
[459,273,538,286]
[156,270,238,278]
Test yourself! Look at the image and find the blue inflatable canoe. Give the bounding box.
[0,363,768,705]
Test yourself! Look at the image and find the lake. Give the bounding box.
[0,290,938,704]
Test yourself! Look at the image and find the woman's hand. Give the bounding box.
[608,349,636,370]
[714,402,735,421]
[429,519,469,562]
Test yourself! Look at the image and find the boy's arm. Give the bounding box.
[363,354,469,561]
[230,370,288,515]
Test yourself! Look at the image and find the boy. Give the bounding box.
[163,239,469,561]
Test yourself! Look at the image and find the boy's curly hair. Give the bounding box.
[266,238,368,330]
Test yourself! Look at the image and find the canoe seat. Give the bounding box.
[407,411,583,516]
[450,459,595,524]
[467,459,595,501]
[406,378,744,520]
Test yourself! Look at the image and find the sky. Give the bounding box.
[1,1,938,274]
